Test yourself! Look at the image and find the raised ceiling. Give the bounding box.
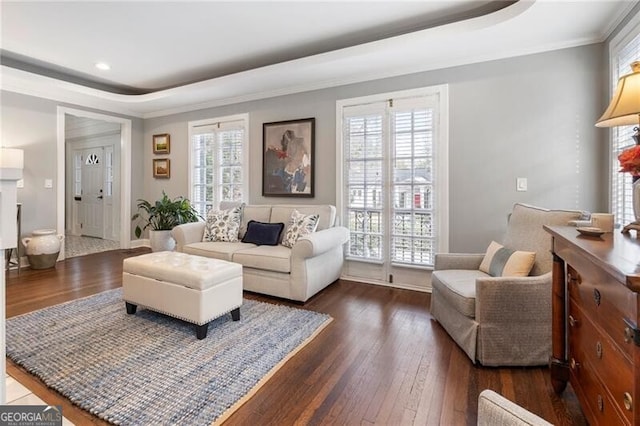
[0,1,634,118]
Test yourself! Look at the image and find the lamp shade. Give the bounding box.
[596,61,640,128]
[0,148,24,169]
[0,148,24,180]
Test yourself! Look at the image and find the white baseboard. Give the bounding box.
[130,239,150,248]
[340,274,432,293]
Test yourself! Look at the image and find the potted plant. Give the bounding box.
[132,191,201,252]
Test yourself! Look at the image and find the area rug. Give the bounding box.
[6,289,332,425]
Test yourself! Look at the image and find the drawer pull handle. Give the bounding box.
[623,318,640,346]
[625,326,634,343]
[597,395,604,412]
[624,392,633,411]
[593,289,601,306]
[569,315,578,327]
[570,358,580,370]
[596,341,603,359]
[568,271,581,284]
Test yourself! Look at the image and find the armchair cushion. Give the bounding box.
[503,203,583,276]
[479,241,536,277]
[431,270,489,318]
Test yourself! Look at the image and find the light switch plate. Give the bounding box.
[44,179,53,188]
[16,179,24,188]
[516,177,527,192]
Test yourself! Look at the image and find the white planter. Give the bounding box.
[22,229,64,269]
[149,230,175,252]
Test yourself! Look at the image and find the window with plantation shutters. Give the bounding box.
[189,114,249,217]
[338,87,448,272]
[610,12,640,227]
[391,107,434,265]
[344,112,384,260]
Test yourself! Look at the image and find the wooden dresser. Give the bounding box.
[545,226,640,425]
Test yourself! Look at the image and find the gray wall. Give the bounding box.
[144,44,607,252]
[0,90,145,242]
[0,43,608,254]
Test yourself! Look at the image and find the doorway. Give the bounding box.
[57,107,132,260]
[65,116,121,257]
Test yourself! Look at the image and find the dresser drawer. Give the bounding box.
[568,299,635,424]
[567,264,637,362]
[569,360,629,426]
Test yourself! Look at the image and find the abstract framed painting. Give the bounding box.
[262,118,315,197]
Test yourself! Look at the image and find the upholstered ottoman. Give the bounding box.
[122,251,242,339]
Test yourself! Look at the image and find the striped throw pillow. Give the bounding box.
[479,241,536,277]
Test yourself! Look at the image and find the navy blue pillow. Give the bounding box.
[241,220,285,246]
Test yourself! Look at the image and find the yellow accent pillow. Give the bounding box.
[479,241,536,277]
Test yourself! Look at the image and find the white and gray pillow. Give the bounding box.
[479,241,536,277]
[202,205,243,242]
[281,210,319,248]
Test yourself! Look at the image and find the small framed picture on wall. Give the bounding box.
[153,159,170,178]
[153,133,170,154]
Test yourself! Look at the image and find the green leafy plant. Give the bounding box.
[132,191,201,238]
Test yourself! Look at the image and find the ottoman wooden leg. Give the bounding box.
[196,323,209,340]
[125,302,137,315]
[231,307,240,321]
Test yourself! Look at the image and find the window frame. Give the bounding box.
[336,85,449,270]
[608,9,640,225]
[187,113,250,217]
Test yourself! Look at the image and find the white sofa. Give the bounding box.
[171,204,350,302]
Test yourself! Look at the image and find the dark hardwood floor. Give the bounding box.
[5,249,587,425]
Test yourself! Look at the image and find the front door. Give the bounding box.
[81,147,104,238]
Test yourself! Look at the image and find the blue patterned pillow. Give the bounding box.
[281,210,319,248]
[202,205,243,242]
[241,221,285,246]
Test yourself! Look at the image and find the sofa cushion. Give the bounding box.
[241,220,284,246]
[270,205,336,232]
[240,206,273,238]
[232,245,292,273]
[184,241,255,261]
[281,210,320,248]
[431,269,490,318]
[479,241,536,278]
[202,205,243,242]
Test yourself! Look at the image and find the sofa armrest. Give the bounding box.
[434,253,485,271]
[292,226,350,259]
[171,222,206,252]
[475,272,551,323]
[478,390,553,426]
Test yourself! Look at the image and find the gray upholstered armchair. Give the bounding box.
[430,203,584,366]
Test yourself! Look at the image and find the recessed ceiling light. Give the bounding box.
[95,62,110,71]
